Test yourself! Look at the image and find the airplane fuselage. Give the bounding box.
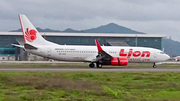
[26,45,169,63]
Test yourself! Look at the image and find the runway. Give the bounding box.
[1,68,180,72]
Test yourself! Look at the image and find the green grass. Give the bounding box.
[0,72,180,100]
[0,62,179,68]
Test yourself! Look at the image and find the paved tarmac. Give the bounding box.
[0,68,180,72]
[0,61,179,72]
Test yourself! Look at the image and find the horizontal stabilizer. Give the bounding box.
[24,43,37,49]
[11,44,24,48]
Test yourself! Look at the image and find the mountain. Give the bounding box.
[36,28,60,32]
[63,28,84,33]
[162,38,180,56]
[10,29,21,32]
[11,27,61,32]
[10,23,145,34]
[82,23,145,34]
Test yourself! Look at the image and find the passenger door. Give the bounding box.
[47,48,51,57]
[154,51,157,58]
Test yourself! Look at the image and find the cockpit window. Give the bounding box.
[160,52,165,54]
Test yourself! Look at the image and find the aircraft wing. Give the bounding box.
[93,40,112,62]
[84,56,97,62]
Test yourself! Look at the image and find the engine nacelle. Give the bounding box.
[111,57,128,66]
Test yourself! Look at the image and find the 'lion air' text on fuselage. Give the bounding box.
[119,49,150,58]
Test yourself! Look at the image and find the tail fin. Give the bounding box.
[18,14,53,46]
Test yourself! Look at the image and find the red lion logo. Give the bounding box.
[25,28,37,42]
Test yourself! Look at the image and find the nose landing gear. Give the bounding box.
[153,63,156,68]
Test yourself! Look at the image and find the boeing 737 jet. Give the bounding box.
[12,15,170,68]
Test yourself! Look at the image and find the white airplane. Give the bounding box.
[12,14,170,68]
[174,56,180,62]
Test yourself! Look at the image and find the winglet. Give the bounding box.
[95,40,103,52]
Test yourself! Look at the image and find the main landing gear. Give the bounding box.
[89,63,95,68]
[89,62,102,68]
[96,62,102,68]
[153,63,156,68]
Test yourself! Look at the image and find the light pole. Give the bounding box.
[135,35,137,47]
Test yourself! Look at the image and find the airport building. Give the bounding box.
[0,32,166,61]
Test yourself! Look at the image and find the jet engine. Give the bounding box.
[111,57,128,66]
[101,57,128,66]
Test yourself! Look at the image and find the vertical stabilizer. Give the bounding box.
[19,14,54,46]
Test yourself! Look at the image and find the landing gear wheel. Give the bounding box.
[89,63,95,68]
[96,63,102,68]
[153,63,156,68]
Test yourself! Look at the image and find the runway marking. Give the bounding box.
[1,68,180,72]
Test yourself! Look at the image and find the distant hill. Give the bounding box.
[63,28,84,33]
[36,28,60,32]
[11,27,61,32]
[162,38,180,56]
[10,23,145,34]
[82,23,145,34]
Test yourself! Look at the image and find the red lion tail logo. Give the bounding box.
[25,28,37,42]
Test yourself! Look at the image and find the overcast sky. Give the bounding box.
[1,0,180,41]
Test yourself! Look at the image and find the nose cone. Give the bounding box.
[164,54,170,61]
